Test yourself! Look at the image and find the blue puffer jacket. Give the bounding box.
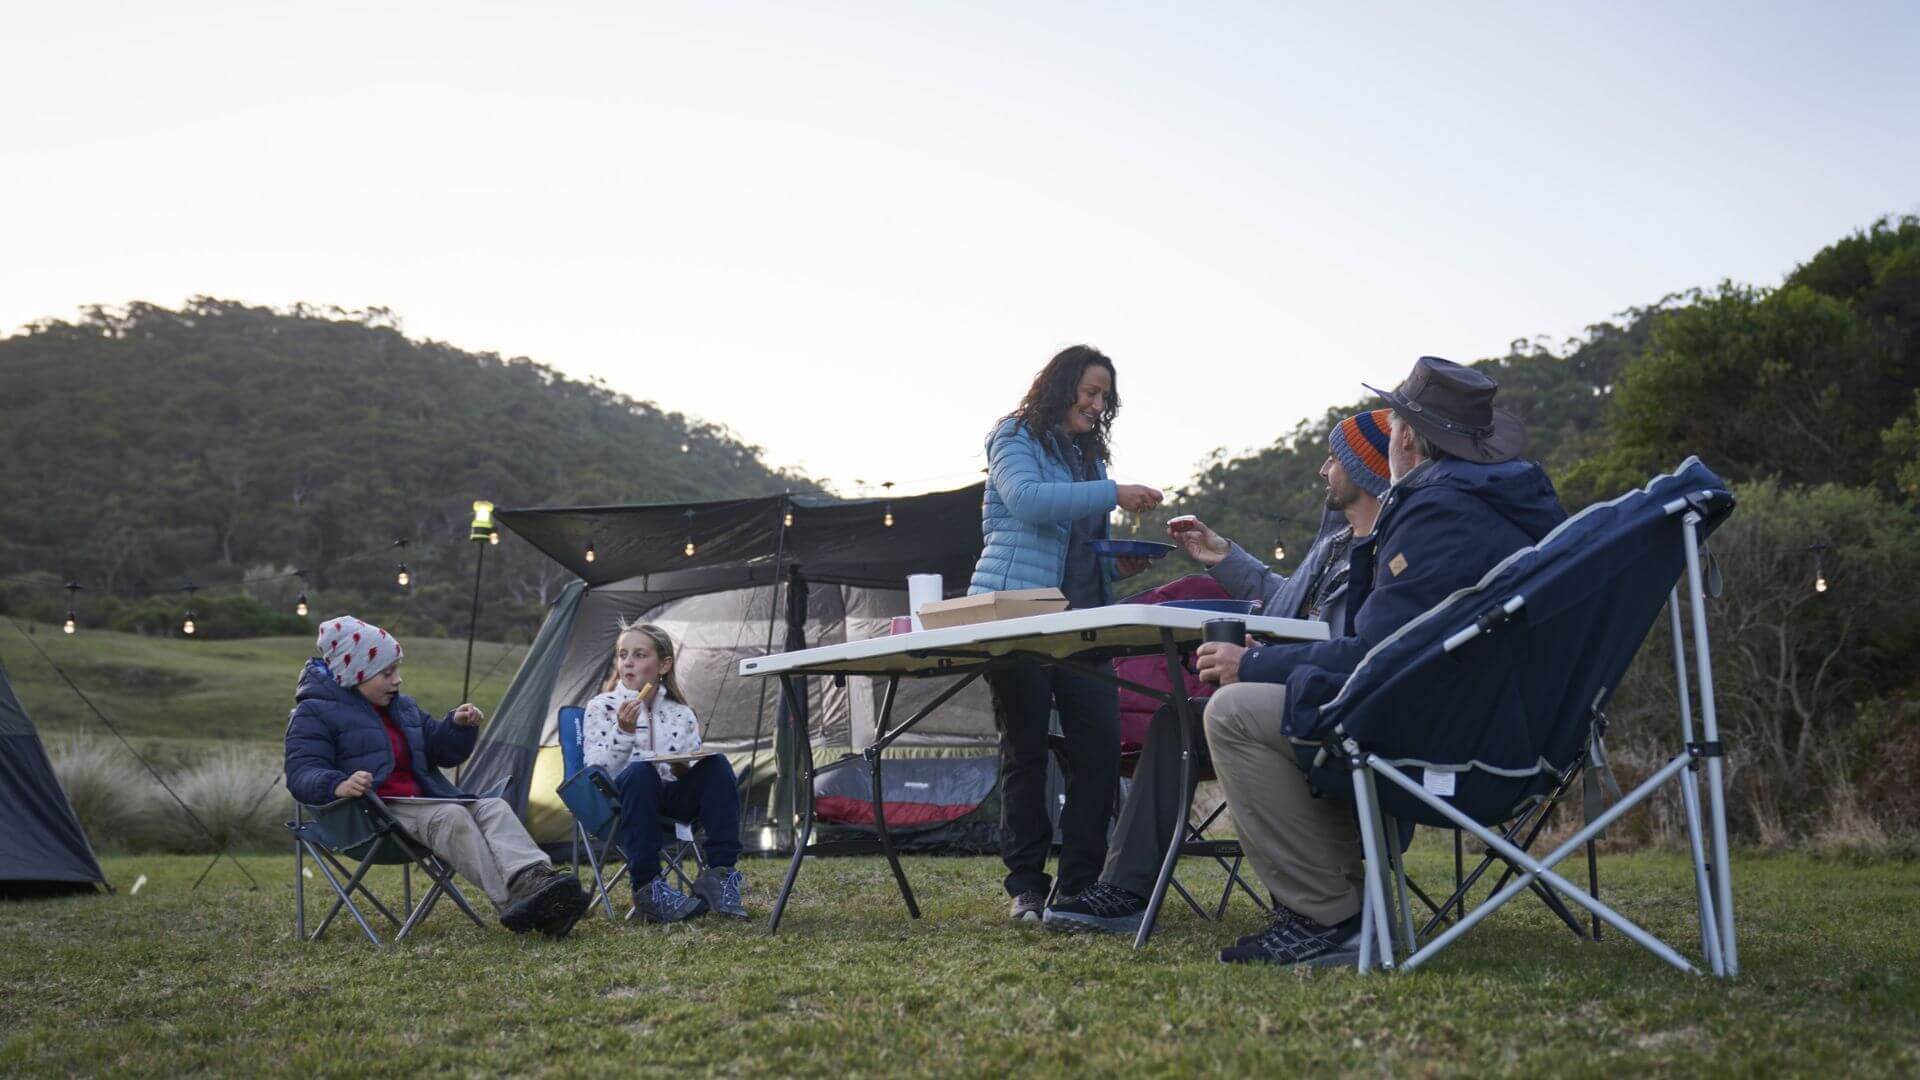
[1237,457,1567,735]
[969,417,1119,598]
[283,658,477,806]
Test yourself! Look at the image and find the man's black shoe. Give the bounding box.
[1218,906,1362,968]
[1042,881,1148,935]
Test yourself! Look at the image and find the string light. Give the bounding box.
[293,569,309,617]
[469,500,495,543]
[680,441,690,454]
[784,509,794,528]
[1272,516,1289,563]
[1811,541,1830,594]
[783,491,794,529]
[63,581,81,634]
[684,509,696,558]
[489,529,500,546]
[883,481,895,528]
[181,582,199,636]
[394,538,410,587]
[584,543,596,564]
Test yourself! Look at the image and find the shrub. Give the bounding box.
[141,749,290,854]
[46,737,154,851]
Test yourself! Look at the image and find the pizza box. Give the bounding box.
[916,588,1069,629]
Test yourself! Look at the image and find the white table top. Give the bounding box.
[738,603,1329,679]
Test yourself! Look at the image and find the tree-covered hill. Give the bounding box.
[0,298,815,639]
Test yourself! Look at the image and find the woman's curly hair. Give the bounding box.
[1001,345,1119,465]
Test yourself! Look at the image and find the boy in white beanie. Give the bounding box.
[285,615,588,938]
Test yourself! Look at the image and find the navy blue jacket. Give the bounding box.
[283,658,477,806]
[1238,457,1566,735]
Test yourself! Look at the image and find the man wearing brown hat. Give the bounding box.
[1191,356,1566,967]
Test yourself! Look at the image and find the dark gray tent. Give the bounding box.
[462,485,1001,847]
[0,657,106,897]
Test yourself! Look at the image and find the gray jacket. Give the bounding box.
[1208,508,1357,638]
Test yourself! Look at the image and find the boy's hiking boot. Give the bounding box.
[630,874,708,924]
[500,864,589,939]
[1042,881,1148,935]
[692,866,749,920]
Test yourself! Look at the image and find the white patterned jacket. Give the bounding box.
[581,686,703,781]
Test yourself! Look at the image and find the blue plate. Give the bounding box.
[1088,539,1175,560]
[1158,598,1261,615]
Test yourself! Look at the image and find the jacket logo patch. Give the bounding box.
[1388,553,1409,576]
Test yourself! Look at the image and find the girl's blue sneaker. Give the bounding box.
[629,874,707,923]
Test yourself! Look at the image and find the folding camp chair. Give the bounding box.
[290,792,487,947]
[554,705,705,920]
[1303,457,1738,976]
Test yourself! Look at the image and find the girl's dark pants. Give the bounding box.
[615,754,743,884]
[987,664,1121,900]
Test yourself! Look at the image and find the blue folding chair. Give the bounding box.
[290,792,487,947]
[555,705,704,920]
[1301,458,1740,976]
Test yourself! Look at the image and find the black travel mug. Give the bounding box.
[1203,618,1246,645]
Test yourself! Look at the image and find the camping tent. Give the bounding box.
[0,657,107,897]
[462,485,1002,847]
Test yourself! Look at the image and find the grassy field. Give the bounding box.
[2,846,1916,1076]
[0,620,527,749]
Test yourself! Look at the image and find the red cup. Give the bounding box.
[891,615,913,635]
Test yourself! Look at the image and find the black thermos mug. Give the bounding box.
[1203,618,1246,645]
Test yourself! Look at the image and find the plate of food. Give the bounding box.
[1088,539,1175,560]
[1158,598,1261,615]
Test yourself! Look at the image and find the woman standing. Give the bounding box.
[971,345,1162,922]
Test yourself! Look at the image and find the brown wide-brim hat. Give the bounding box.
[1364,356,1526,464]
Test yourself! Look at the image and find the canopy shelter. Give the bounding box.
[0,657,107,898]
[461,485,1001,846]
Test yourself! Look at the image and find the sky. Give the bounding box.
[3,1,1915,496]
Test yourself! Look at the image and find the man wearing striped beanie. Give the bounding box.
[1042,410,1391,936]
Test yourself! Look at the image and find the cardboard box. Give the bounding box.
[917,588,1069,629]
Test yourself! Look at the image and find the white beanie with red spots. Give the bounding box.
[317,615,404,687]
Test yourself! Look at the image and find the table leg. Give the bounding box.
[1135,628,1196,950]
[768,674,814,934]
[868,675,920,918]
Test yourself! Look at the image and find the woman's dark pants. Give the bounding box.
[615,754,743,885]
[987,664,1121,899]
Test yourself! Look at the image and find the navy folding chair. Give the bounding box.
[554,705,704,920]
[1301,458,1739,976]
[290,792,487,947]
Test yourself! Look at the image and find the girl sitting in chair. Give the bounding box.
[581,620,747,922]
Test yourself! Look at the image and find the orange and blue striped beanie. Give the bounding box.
[1331,409,1393,497]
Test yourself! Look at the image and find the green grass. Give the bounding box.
[2,846,1916,1075]
[0,621,527,749]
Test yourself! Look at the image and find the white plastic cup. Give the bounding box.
[907,574,943,632]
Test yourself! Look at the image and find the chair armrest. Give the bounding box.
[557,766,620,837]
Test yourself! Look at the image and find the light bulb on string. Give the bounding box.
[882,482,895,527]
[180,582,199,637]
[784,509,794,528]
[684,509,697,558]
[396,563,410,587]
[489,529,500,546]
[295,593,309,617]
[585,543,596,564]
[680,441,690,454]
[63,612,76,634]
[1811,541,1831,595]
[182,612,196,636]
[62,581,82,634]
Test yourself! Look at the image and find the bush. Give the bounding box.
[142,750,290,854]
[47,737,153,851]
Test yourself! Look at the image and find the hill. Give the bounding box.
[0,299,816,640]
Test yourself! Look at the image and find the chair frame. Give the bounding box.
[555,705,706,921]
[1343,499,1737,977]
[291,792,487,948]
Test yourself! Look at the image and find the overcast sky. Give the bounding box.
[4,1,1915,495]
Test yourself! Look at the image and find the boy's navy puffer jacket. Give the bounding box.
[969,417,1118,599]
[283,658,477,806]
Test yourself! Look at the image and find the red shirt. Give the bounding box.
[374,705,421,798]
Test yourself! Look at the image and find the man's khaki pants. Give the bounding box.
[382,798,549,911]
[1203,682,1365,926]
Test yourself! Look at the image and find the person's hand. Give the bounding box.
[1167,515,1229,568]
[616,697,640,734]
[334,771,374,799]
[1113,555,1152,579]
[450,704,485,727]
[1116,484,1163,513]
[1195,641,1246,686]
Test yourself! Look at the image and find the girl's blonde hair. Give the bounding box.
[600,620,686,702]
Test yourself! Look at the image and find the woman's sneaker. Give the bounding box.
[630,875,708,924]
[1042,881,1148,935]
[692,866,749,920]
[1009,889,1048,923]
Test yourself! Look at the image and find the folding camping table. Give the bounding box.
[738,604,1329,935]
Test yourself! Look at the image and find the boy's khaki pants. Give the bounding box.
[1202,682,1366,926]
[383,798,549,910]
